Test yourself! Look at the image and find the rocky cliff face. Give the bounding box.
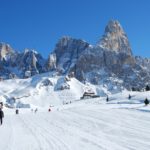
[17,49,45,77]
[53,36,90,73]
[45,53,56,71]
[0,46,45,79]
[135,56,150,70]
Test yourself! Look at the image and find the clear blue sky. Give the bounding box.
[0,0,150,58]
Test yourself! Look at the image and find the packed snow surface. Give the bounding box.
[0,91,150,150]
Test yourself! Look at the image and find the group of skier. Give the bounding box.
[0,94,149,126]
[106,94,150,106]
[0,105,52,126]
[128,94,149,106]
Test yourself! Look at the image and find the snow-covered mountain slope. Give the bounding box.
[135,56,150,70]
[1,91,150,150]
[0,72,94,107]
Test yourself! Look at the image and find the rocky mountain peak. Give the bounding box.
[97,20,132,56]
[104,20,123,33]
[56,36,72,47]
[0,42,14,60]
[54,36,90,73]
[23,49,39,55]
[55,36,89,51]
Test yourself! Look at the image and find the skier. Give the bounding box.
[16,109,19,114]
[48,108,51,112]
[144,98,149,106]
[0,102,3,109]
[128,94,131,99]
[106,96,109,102]
[0,108,4,125]
[35,108,38,113]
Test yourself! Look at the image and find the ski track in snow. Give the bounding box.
[0,103,150,150]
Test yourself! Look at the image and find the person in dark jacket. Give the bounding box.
[34,108,38,113]
[144,98,149,106]
[106,96,109,102]
[16,109,19,114]
[0,108,4,125]
[128,94,131,99]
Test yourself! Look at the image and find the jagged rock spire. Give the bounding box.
[45,53,56,71]
[0,43,13,60]
[97,20,132,56]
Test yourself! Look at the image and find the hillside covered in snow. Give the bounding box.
[0,72,89,108]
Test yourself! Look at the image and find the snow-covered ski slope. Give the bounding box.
[1,91,150,150]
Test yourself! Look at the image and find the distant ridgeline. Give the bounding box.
[0,20,150,91]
